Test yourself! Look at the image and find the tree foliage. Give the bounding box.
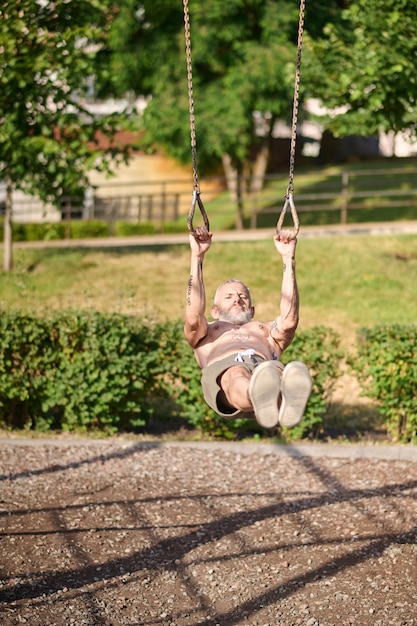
[304,0,417,139]
[0,0,132,200]
[104,0,308,175]
[0,0,132,269]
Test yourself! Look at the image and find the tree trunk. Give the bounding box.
[222,153,238,202]
[221,153,246,230]
[222,128,272,229]
[250,143,269,194]
[249,114,275,194]
[235,167,245,230]
[3,173,13,272]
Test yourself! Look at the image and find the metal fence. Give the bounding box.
[250,167,417,227]
[2,165,417,227]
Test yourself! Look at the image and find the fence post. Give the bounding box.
[340,171,349,224]
[147,196,153,221]
[62,197,71,239]
[250,190,258,229]
[173,194,179,221]
[137,196,142,222]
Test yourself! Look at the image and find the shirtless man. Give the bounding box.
[184,226,312,429]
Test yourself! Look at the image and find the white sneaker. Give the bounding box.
[248,361,282,428]
[278,361,312,428]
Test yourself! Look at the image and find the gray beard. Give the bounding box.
[218,309,253,325]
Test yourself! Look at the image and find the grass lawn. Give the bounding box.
[1,233,416,346]
[2,156,417,443]
[198,159,417,231]
[1,230,416,442]
[1,158,416,441]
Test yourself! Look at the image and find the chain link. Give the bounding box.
[287,0,305,197]
[183,0,199,193]
[183,0,209,233]
[183,0,305,236]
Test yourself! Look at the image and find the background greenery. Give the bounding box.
[0,229,416,442]
[1,309,415,442]
[0,313,342,441]
[4,0,417,259]
[2,0,417,441]
[1,233,415,341]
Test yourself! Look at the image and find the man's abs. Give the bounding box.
[194,320,280,368]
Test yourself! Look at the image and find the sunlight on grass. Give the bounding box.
[201,161,417,230]
[1,235,416,342]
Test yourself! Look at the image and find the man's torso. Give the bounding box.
[193,320,281,368]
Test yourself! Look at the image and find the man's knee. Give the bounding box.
[219,364,250,391]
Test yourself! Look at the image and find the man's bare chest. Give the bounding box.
[193,321,278,368]
[208,321,269,343]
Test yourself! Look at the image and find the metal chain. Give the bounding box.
[182,0,209,234]
[277,0,305,238]
[183,0,199,193]
[183,0,305,235]
[287,0,305,197]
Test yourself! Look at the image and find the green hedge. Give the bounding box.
[0,312,342,439]
[1,312,415,441]
[0,312,171,433]
[0,219,185,241]
[0,219,111,242]
[349,324,417,442]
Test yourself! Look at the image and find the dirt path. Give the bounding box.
[12,219,417,250]
[1,440,416,626]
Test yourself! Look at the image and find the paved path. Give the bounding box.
[10,219,417,250]
[1,436,416,462]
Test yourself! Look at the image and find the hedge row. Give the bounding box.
[0,219,185,242]
[0,312,416,441]
[349,324,417,442]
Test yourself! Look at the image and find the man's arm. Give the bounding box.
[270,231,299,351]
[184,227,213,348]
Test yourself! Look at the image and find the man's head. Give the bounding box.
[211,279,254,325]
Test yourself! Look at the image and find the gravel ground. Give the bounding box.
[1,439,416,626]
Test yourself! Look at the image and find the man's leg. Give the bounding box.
[278,361,312,428]
[218,360,311,429]
[248,361,282,428]
[220,361,284,427]
[218,365,253,412]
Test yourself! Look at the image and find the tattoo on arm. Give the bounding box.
[283,257,295,272]
[186,275,193,306]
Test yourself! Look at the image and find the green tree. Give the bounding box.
[0,0,131,271]
[304,0,417,144]
[104,0,315,229]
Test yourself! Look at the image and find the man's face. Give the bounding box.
[212,282,254,324]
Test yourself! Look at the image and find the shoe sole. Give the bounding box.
[279,361,312,428]
[248,361,281,428]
